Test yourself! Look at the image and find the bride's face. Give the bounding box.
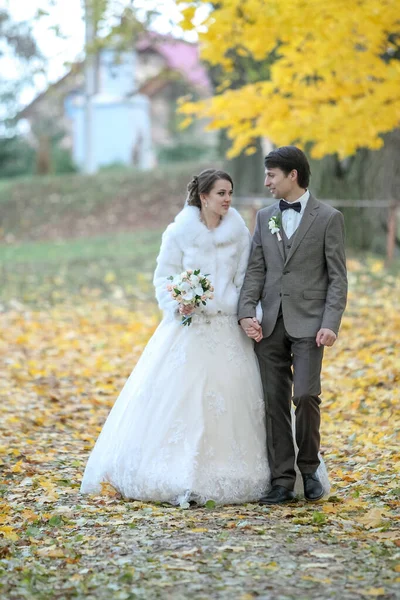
[201,178,233,216]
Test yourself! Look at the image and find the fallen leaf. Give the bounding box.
[0,526,18,541]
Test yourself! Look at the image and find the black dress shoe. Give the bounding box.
[302,472,324,501]
[259,485,295,505]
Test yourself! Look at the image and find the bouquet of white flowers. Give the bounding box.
[167,269,214,326]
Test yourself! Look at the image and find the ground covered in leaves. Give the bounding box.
[0,259,399,599]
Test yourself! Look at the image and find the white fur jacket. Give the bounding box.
[153,205,251,317]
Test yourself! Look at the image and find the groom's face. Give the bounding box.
[265,167,297,199]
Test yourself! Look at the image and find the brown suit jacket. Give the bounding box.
[237,194,348,338]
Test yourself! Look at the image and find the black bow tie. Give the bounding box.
[279,199,302,213]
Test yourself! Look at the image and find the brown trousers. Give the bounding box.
[255,315,324,491]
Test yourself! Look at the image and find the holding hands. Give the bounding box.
[240,318,263,343]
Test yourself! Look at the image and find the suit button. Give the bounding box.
[279,293,282,297]
[283,270,290,274]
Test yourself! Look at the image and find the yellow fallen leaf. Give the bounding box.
[0,526,18,541]
[371,260,384,274]
[100,482,119,497]
[21,509,40,522]
[39,493,59,503]
[369,530,399,540]
[0,505,11,524]
[302,575,332,584]
[322,504,338,514]
[190,527,208,533]
[358,509,386,529]
[104,272,116,283]
[359,589,386,597]
[37,545,65,558]
[11,460,24,473]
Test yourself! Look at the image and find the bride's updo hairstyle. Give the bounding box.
[186,169,233,209]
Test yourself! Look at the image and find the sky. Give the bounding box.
[4,0,202,107]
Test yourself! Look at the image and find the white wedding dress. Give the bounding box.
[80,313,271,505]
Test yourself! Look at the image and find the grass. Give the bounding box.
[0,230,162,307]
[1,228,398,311]
[0,166,398,308]
[0,230,161,263]
[0,161,217,241]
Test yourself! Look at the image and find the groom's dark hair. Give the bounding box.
[264,146,311,188]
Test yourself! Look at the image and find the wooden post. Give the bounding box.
[386,202,398,266]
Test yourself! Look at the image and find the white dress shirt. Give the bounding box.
[281,189,310,239]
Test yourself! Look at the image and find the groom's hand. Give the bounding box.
[316,328,337,347]
[240,318,263,342]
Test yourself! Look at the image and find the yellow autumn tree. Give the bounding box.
[177,0,400,160]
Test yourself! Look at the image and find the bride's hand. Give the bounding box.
[240,317,263,342]
[179,304,194,316]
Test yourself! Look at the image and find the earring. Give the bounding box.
[205,202,208,208]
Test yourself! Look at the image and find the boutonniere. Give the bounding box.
[268,215,282,241]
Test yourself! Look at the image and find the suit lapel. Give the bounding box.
[284,194,319,265]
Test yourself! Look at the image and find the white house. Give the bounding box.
[18,34,214,172]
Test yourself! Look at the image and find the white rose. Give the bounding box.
[190,275,200,286]
[193,285,204,297]
[268,218,280,234]
[179,281,195,301]
[172,274,181,285]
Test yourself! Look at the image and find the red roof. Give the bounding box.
[137,34,210,91]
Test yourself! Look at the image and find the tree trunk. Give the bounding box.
[221,135,265,196]
[309,129,400,255]
[36,135,51,175]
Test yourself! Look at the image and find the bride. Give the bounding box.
[80,169,270,505]
[80,168,329,505]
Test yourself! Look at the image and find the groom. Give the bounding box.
[238,146,347,504]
